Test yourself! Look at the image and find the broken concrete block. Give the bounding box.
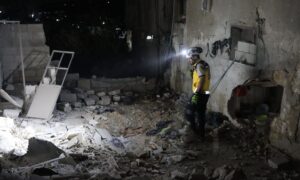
[108,89,121,96]
[96,92,106,97]
[112,95,121,102]
[60,92,77,103]
[67,137,79,148]
[78,78,91,90]
[73,88,84,94]
[98,96,111,106]
[72,102,82,108]
[97,128,112,141]
[57,103,72,112]
[3,109,21,118]
[77,92,87,100]
[86,90,95,95]
[84,98,96,106]
[89,94,99,102]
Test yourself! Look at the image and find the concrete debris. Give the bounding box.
[108,89,121,96]
[98,95,111,106]
[112,95,121,102]
[84,97,96,106]
[89,94,100,102]
[86,90,95,95]
[77,92,87,100]
[57,103,72,112]
[97,92,106,97]
[60,92,77,103]
[3,109,21,118]
[78,78,91,90]
[72,102,82,108]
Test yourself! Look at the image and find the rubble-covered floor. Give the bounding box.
[0,93,299,180]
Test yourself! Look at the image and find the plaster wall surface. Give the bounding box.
[171,0,300,158]
[0,24,49,83]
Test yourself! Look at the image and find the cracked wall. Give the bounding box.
[170,0,300,159]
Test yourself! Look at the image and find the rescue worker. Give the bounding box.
[185,47,210,140]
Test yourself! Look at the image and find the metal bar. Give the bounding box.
[40,50,56,85]
[17,22,27,104]
[60,52,74,86]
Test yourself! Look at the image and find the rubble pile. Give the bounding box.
[0,87,299,179]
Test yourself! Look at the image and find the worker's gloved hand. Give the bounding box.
[191,93,200,105]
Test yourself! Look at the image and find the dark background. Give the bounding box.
[0,0,140,78]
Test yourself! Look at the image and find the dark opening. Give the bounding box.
[228,82,284,119]
[230,26,256,60]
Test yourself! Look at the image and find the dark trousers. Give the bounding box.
[185,94,210,138]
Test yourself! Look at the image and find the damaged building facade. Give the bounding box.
[170,0,300,159]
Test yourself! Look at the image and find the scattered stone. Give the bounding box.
[84,98,96,106]
[113,95,121,102]
[78,78,91,90]
[72,102,82,108]
[97,92,106,97]
[86,90,95,95]
[98,96,111,106]
[88,94,99,102]
[171,170,187,179]
[3,109,21,118]
[108,89,121,96]
[163,92,171,98]
[57,103,72,112]
[60,92,77,103]
[97,128,112,141]
[67,137,79,148]
[73,88,84,94]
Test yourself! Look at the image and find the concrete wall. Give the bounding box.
[170,0,300,158]
[0,24,49,84]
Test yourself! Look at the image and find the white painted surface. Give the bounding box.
[27,84,62,119]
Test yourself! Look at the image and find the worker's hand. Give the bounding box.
[191,93,200,105]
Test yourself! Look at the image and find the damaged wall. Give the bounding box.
[0,24,49,84]
[170,0,300,158]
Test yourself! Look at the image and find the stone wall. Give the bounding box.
[170,0,300,159]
